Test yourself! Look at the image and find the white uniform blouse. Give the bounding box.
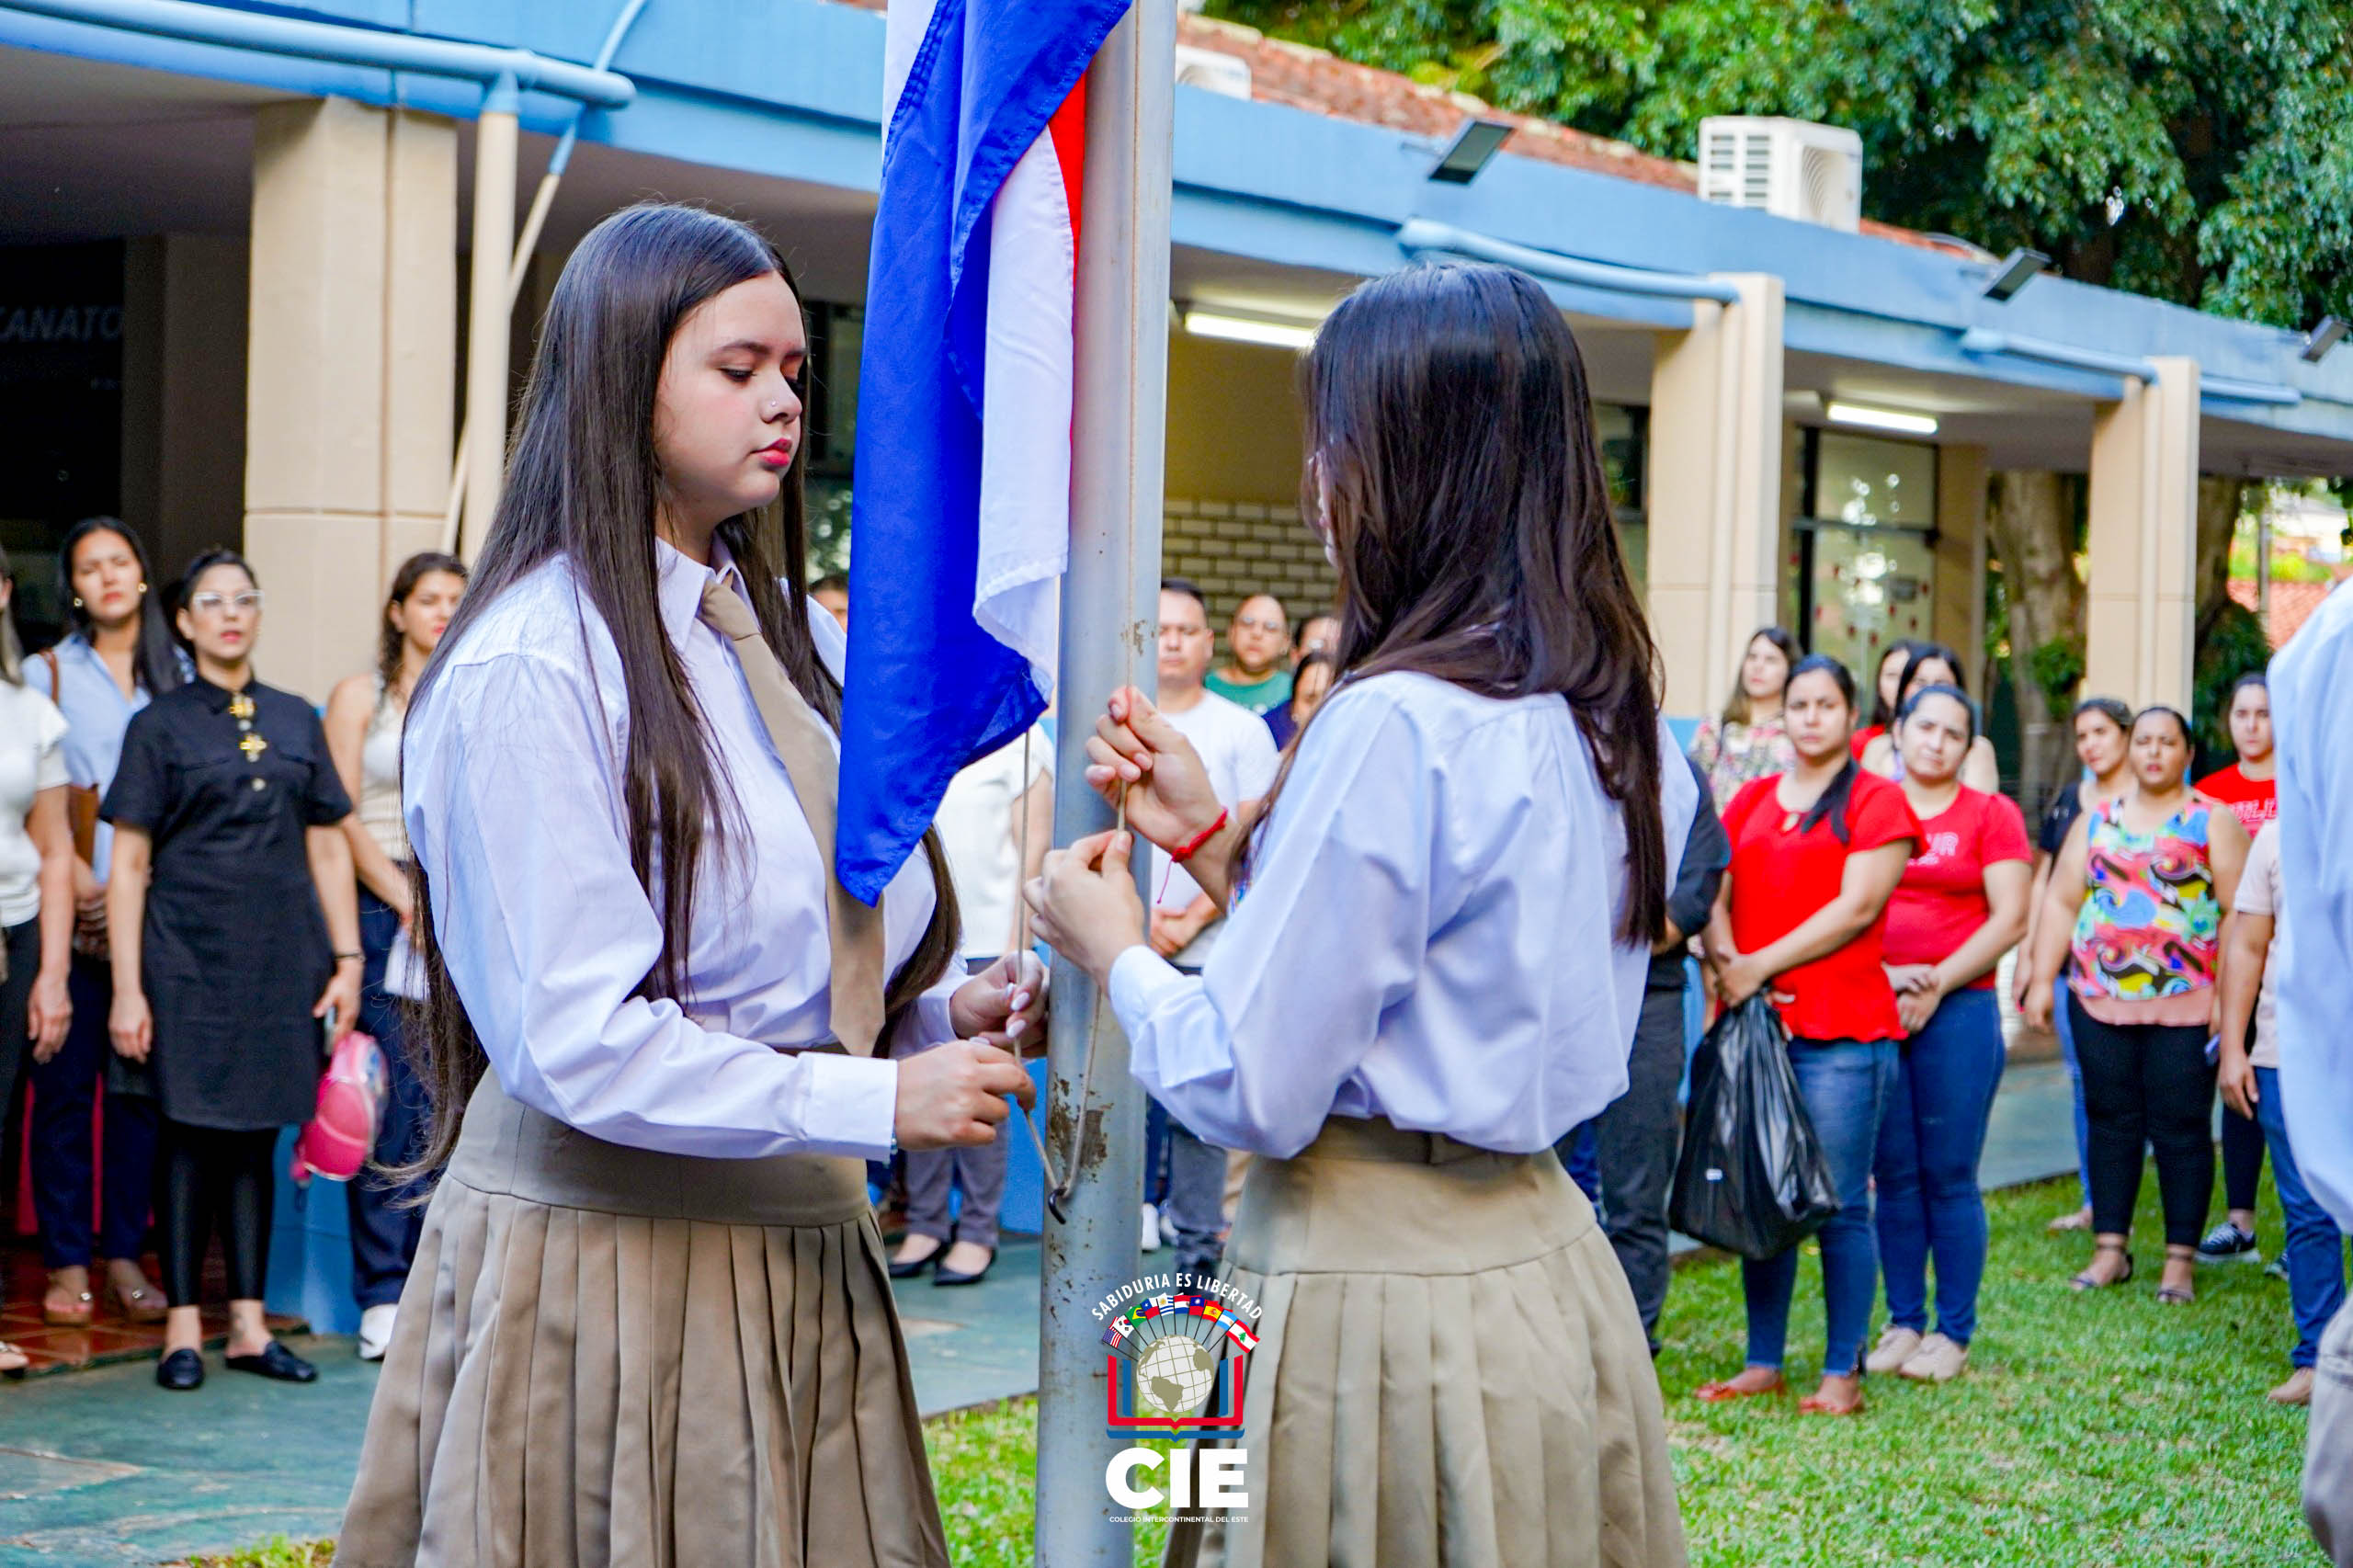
[402,540,960,1163]
[1108,672,1696,1160]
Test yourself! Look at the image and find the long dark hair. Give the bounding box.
[58,517,184,698]
[378,551,468,697]
[398,203,959,1177]
[1868,639,1921,729]
[1893,640,1967,707]
[1261,261,1668,944]
[1788,653,1862,843]
[1722,625,1800,726]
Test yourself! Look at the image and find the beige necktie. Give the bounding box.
[698,574,888,1056]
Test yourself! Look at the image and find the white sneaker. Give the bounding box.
[358,1302,398,1362]
[1864,1324,1923,1375]
[1898,1332,1968,1383]
[1141,1203,1164,1253]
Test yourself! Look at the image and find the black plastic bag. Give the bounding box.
[1667,994,1841,1260]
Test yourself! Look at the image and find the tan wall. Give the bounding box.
[2084,358,2200,709]
[244,98,456,700]
[1934,443,1988,678]
[119,235,248,578]
[1643,276,1787,719]
[1164,330,1306,506]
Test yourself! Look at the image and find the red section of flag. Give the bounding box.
[1048,77,1086,254]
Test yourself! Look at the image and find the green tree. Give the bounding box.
[1212,0,2344,800]
[1211,0,2353,324]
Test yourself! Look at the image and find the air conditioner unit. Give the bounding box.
[1175,45,1252,100]
[1698,117,1863,233]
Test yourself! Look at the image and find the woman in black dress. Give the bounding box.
[104,550,361,1391]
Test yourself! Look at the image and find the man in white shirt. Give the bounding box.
[2273,575,2353,1563]
[1146,581,1279,1280]
[1150,582,1279,966]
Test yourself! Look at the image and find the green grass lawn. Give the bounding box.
[201,1169,2324,1568]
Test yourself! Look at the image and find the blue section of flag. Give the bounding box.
[836,0,1130,903]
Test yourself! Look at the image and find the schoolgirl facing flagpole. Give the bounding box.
[1029,261,1694,1568]
[336,204,1041,1566]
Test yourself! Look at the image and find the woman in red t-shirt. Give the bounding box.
[1864,686,2031,1386]
[1699,654,1918,1416]
[2193,671,2277,1262]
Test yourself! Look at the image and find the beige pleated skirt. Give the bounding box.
[1165,1117,1687,1568]
[336,1074,947,1568]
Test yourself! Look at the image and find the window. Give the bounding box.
[1796,430,1939,678]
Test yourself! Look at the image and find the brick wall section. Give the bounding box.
[1162,496,1338,627]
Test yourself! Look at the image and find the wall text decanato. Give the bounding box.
[0,304,124,345]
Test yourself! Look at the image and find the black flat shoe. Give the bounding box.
[934,1250,996,1288]
[224,1341,316,1383]
[156,1348,204,1391]
[888,1245,941,1280]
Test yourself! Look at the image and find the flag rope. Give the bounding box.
[1024,614,1136,1224]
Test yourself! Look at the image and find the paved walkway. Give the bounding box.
[0,1062,2078,1566]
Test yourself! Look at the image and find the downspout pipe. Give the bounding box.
[1397,218,1745,304]
[0,0,633,106]
[444,0,652,551]
[1961,326,2300,407]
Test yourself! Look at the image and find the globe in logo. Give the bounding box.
[1134,1335,1219,1418]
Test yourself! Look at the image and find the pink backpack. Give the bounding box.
[291,1031,388,1185]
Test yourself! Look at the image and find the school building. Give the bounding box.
[6,0,2352,718]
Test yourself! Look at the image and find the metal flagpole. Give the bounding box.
[1036,0,1175,1560]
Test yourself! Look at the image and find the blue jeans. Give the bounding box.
[346,889,430,1309]
[2054,973,2091,1207]
[1874,989,2006,1344]
[2255,1067,2350,1369]
[1743,1037,1897,1377]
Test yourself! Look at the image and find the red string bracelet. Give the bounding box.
[1168,809,1229,865]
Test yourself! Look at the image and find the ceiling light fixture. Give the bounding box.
[1825,400,1939,437]
[1181,309,1320,350]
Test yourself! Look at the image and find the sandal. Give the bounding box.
[0,1341,26,1377]
[2157,1248,2197,1304]
[2069,1244,2134,1292]
[1799,1390,1866,1416]
[108,1277,168,1325]
[1695,1371,1788,1403]
[42,1280,95,1328]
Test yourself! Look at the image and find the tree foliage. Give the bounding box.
[1207,0,2353,325]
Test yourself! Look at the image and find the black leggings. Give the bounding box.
[2067,995,2217,1249]
[161,1120,279,1307]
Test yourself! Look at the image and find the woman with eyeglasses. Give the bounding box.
[104,549,362,1391]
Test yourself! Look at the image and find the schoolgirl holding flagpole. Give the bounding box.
[337,204,1040,1567]
[1030,261,1693,1568]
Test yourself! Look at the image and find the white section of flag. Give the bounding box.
[972,131,1074,693]
[882,0,1071,696]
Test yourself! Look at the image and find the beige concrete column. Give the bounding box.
[244,97,456,700]
[2084,358,2200,709]
[1644,275,1787,718]
[1933,443,1988,674]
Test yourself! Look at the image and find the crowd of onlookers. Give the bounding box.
[1660,627,2335,1414]
[5,524,2340,1432]
[0,520,462,1387]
